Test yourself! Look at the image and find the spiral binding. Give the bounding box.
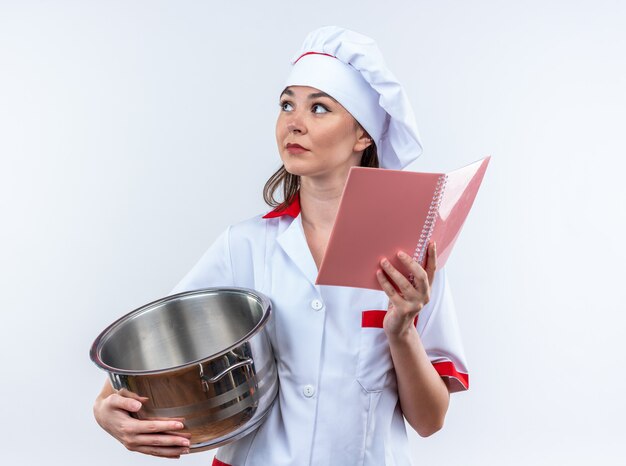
[413,174,448,264]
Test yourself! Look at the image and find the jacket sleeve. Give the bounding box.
[169,227,235,295]
[417,268,470,393]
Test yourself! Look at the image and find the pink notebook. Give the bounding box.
[315,157,491,290]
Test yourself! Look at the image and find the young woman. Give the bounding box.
[93,26,469,466]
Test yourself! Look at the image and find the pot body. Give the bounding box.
[91,288,278,451]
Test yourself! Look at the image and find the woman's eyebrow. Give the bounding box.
[279,88,338,103]
[308,91,338,102]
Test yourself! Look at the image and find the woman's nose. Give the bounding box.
[286,113,305,134]
[287,122,301,133]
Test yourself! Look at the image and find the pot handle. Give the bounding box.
[202,358,254,384]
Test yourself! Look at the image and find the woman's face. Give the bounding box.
[276,86,371,181]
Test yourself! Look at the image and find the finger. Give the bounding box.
[117,388,150,402]
[379,257,416,297]
[424,242,437,285]
[147,416,187,424]
[135,415,188,432]
[119,417,187,436]
[136,419,187,434]
[133,445,190,458]
[396,251,429,289]
[132,433,191,449]
[376,268,397,297]
[376,268,409,312]
[109,393,144,413]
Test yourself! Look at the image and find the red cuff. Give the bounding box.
[212,458,231,466]
[432,361,469,392]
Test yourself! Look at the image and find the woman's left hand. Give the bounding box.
[376,242,437,340]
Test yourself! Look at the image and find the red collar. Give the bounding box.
[262,193,301,219]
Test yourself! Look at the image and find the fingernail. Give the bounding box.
[381,258,389,266]
[182,448,190,454]
[176,422,185,429]
[131,401,142,410]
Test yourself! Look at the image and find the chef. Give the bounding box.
[93,26,469,466]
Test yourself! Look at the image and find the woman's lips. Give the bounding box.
[286,143,308,155]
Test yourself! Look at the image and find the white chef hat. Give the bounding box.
[284,26,423,170]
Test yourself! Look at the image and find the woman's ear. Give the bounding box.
[353,127,373,152]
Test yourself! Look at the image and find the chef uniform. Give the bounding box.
[172,27,469,466]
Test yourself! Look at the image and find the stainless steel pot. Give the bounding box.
[90,287,278,452]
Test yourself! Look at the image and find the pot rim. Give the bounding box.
[89,287,272,376]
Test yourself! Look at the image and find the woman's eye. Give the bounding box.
[312,104,329,114]
[280,101,294,112]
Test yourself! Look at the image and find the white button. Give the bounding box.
[303,385,316,397]
[310,299,324,311]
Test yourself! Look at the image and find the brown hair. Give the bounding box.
[263,141,379,210]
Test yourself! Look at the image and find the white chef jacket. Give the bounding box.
[171,196,469,466]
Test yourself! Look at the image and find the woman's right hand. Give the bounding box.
[93,385,192,458]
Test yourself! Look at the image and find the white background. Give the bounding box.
[1,1,625,464]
